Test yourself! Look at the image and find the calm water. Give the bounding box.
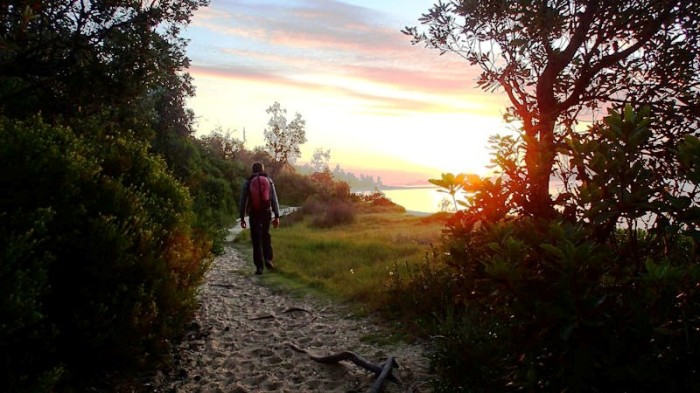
[381,187,447,214]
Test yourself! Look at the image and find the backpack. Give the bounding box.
[249,174,271,211]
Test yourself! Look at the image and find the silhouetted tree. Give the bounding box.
[405,0,700,217]
[0,0,205,138]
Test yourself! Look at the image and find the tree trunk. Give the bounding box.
[523,118,556,219]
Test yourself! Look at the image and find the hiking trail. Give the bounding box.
[151,215,434,392]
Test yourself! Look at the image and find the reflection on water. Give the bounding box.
[381,187,447,214]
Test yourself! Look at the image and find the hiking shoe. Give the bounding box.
[255,268,263,275]
[265,261,275,270]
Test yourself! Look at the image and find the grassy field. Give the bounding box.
[234,211,448,315]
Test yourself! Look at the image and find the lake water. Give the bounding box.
[380,187,447,214]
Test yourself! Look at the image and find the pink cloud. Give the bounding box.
[187,1,510,115]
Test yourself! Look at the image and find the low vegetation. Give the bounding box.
[238,207,447,314]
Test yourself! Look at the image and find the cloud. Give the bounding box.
[192,0,404,53]
[186,1,508,116]
[212,47,479,96]
[190,62,498,117]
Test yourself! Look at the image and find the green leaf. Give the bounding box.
[541,243,566,260]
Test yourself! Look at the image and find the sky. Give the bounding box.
[182,0,513,186]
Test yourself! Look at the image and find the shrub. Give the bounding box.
[409,107,700,392]
[385,245,454,323]
[0,116,210,392]
[303,196,355,228]
[289,169,359,228]
[155,132,244,255]
[428,217,700,392]
[274,170,317,206]
[353,191,406,214]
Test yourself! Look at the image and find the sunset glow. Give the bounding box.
[183,0,512,185]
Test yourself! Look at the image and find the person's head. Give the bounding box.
[251,162,264,173]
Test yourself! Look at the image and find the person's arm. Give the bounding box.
[269,179,280,227]
[238,179,249,228]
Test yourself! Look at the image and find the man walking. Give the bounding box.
[239,162,280,275]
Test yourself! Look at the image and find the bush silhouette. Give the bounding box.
[0,117,210,391]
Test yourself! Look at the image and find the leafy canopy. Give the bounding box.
[405,0,700,216]
[0,0,206,133]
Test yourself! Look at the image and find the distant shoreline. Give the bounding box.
[404,210,433,217]
[352,186,444,215]
[353,185,438,192]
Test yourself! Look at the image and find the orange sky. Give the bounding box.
[182,0,513,186]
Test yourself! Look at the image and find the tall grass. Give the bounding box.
[236,211,448,313]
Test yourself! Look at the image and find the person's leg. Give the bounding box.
[261,210,274,269]
[249,213,264,273]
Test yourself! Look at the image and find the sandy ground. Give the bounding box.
[151,221,434,393]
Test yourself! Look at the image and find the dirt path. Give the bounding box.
[153,223,434,392]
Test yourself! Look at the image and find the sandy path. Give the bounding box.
[154,224,434,392]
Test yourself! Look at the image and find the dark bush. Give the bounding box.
[0,116,210,392]
[408,107,700,392]
[274,170,317,206]
[385,245,453,324]
[428,217,700,392]
[313,200,355,228]
[155,132,245,255]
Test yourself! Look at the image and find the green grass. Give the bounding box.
[235,211,448,314]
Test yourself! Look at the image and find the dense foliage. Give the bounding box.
[156,131,246,254]
[0,1,253,391]
[398,108,700,392]
[0,116,211,391]
[301,170,356,228]
[403,1,700,391]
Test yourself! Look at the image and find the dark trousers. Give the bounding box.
[249,210,273,269]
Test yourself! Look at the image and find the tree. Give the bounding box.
[405,0,700,217]
[310,147,331,172]
[0,0,206,137]
[263,102,307,176]
[0,1,213,390]
[199,127,245,160]
[418,107,700,392]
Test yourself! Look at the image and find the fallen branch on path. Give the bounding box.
[249,314,275,320]
[370,356,398,393]
[285,342,401,392]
